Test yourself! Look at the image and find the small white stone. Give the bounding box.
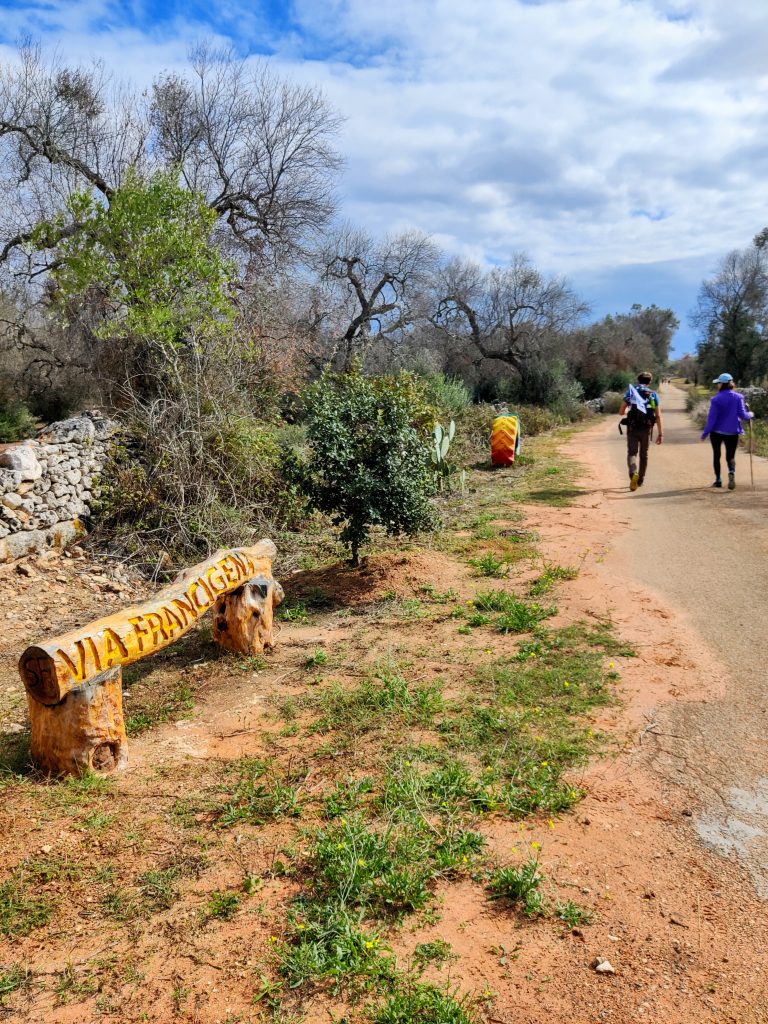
[594,960,616,975]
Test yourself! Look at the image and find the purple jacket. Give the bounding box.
[701,390,753,438]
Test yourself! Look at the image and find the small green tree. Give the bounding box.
[295,371,439,565]
[35,169,236,374]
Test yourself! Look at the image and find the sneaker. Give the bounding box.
[712,479,722,488]
[630,472,639,492]
[637,478,644,487]
[728,472,735,490]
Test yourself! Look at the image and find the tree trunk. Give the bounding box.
[28,667,127,777]
[212,575,284,655]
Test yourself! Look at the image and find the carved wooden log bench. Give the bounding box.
[18,539,283,776]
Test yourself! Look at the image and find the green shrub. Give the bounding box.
[419,372,472,420]
[0,401,36,443]
[292,369,439,565]
[601,391,624,414]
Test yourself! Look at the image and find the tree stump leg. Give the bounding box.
[212,575,284,656]
[28,667,127,776]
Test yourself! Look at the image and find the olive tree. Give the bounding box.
[431,253,589,402]
[310,224,440,371]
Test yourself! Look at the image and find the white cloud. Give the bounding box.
[1,0,767,337]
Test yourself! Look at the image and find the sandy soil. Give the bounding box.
[1,392,768,1023]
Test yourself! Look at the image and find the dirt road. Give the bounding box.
[578,383,768,897]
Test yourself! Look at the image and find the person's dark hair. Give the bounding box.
[637,372,652,385]
[719,381,735,391]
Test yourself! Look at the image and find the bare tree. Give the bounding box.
[432,253,589,394]
[691,246,768,383]
[312,224,440,371]
[152,45,343,265]
[0,43,343,276]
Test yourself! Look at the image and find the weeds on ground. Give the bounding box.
[323,777,376,819]
[469,552,509,578]
[125,680,196,735]
[413,939,456,968]
[216,759,303,826]
[309,666,444,737]
[467,590,557,634]
[488,857,546,917]
[373,980,475,1024]
[0,964,28,1001]
[205,890,241,920]
[555,900,593,926]
[305,648,329,668]
[529,563,579,596]
[278,597,314,624]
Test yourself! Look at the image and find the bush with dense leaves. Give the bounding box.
[291,370,439,565]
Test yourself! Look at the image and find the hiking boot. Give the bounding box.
[630,472,639,491]
[712,479,722,488]
[728,472,736,490]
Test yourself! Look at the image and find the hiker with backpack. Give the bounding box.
[700,372,753,489]
[619,372,663,491]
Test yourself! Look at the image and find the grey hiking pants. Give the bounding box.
[627,427,651,482]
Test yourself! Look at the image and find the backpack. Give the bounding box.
[626,385,657,430]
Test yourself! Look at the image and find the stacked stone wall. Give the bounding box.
[0,412,118,562]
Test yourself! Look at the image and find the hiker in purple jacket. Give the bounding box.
[701,373,754,489]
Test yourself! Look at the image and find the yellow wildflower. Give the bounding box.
[531,841,541,850]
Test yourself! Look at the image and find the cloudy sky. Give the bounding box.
[2,0,767,354]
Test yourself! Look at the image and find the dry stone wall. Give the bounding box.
[0,412,118,562]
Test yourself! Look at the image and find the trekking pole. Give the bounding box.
[749,419,755,489]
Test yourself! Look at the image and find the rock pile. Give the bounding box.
[0,412,118,562]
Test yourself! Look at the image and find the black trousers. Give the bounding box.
[710,432,738,479]
[627,428,651,481]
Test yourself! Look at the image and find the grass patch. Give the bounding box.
[529,563,579,596]
[206,890,241,920]
[0,872,53,938]
[488,857,546,917]
[469,590,557,633]
[309,665,444,737]
[469,552,509,577]
[0,964,28,1000]
[125,680,195,735]
[373,981,475,1024]
[279,816,484,991]
[508,429,587,507]
[216,759,303,827]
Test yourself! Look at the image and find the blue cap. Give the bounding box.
[713,372,734,384]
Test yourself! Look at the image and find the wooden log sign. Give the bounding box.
[20,540,277,706]
[18,539,282,776]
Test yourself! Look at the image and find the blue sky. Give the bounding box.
[2,0,767,356]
